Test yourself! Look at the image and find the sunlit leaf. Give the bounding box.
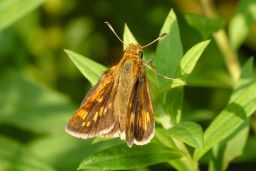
[0,0,43,31]
[156,9,183,85]
[65,49,106,86]
[194,81,256,160]
[179,40,210,81]
[79,141,182,170]
[123,24,138,50]
[169,121,203,148]
[229,0,256,49]
[209,58,253,171]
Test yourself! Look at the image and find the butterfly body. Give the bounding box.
[66,44,154,147]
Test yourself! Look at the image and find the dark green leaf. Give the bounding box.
[185,13,225,39]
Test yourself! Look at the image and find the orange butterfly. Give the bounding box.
[66,22,166,147]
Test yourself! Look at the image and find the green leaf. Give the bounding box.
[0,0,43,32]
[29,132,122,171]
[208,120,249,171]
[156,128,199,171]
[0,136,56,171]
[79,141,182,170]
[230,58,254,102]
[208,58,253,171]
[65,49,106,85]
[194,81,256,160]
[155,128,177,149]
[0,71,73,133]
[153,10,184,125]
[123,23,138,50]
[156,9,183,85]
[185,13,225,39]
[165,86,184,123]
[229,0,256,49]
[169,121,203,148]
[179,40,210,81]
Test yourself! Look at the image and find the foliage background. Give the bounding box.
[0,0,256,171]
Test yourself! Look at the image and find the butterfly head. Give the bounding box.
[125,44,143,59]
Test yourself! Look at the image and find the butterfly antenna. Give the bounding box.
[105,21,125,45]
[143,62,182,81]
[142,33,167,48]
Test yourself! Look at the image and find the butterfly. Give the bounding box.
[66,22,166,147]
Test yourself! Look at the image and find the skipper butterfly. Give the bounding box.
[66,22,166,147]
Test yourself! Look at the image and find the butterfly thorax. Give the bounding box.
[114,44,144,135]
[123,44,143,59]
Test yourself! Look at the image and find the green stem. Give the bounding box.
[170,139,199,171]
[200,0,241,83]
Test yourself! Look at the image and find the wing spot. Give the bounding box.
[144,119,147,131]
[103,108,107,116]
[99,107,104,117]
[98,97,103,103]
[146,112,150,122]
[77,109,88,120]
[108,103,112,109]
[130,112,135,123]
[86,121,91,127]
[93,112,98,122]
[81,122,86,126]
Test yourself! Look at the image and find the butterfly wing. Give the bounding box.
[125,73,154,146]
[66,67,119,138]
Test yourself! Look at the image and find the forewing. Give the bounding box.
[126,74,154,146]
[66,67,119,138]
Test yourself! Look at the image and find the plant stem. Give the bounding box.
[200,0,241,83]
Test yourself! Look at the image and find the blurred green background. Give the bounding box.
[0,0,256,171]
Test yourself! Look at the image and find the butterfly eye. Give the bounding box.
[139,51,143,58]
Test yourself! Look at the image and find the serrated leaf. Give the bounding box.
[0,136,56,171]
[65,49,106,85]
[156,9,183,85]
[185,13,225,39]
[169,121,203,148]
[229,0,256,49]
[123,24,138,50]
[179,40,210,81]
[79,141,182,170]
[0,0,43,31]
[194,81,256,160]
